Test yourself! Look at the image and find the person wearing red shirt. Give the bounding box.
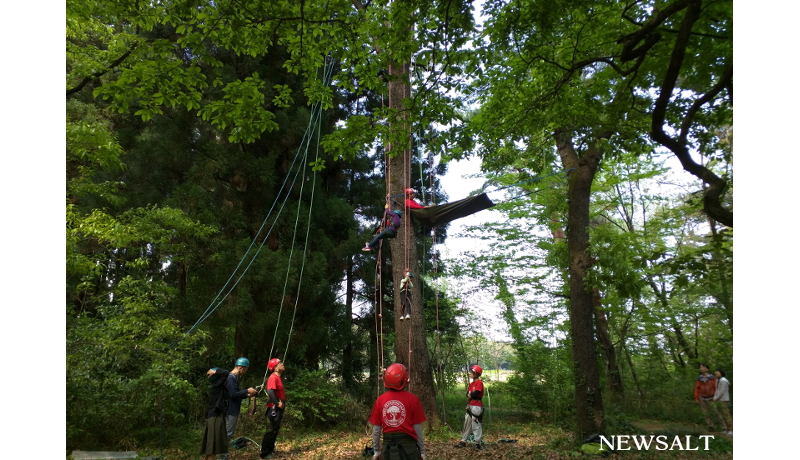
[404,188,428,209]
[369,363,427,460]
[259,358,287,459]
[455,365,484,450]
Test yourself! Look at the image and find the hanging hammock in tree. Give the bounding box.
[409,193,495,227]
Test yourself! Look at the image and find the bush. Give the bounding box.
[282,369,369,430]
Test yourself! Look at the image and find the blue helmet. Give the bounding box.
[236,357,250,367]
[393,210,402,218]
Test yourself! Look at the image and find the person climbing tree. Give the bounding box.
[363,205,402,252]
[455,365,485,450]
[369,363,427,460]
[259,358,286,459]
[201,367,231,460]
[399,270,414,321]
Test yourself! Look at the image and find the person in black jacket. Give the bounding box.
[201,368,230,460]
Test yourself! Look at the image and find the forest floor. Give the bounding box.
[123,417,733,460]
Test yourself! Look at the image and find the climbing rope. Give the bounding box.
[185,107,320,335]
[263,58,335,382]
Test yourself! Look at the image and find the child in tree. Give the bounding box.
[363,205,402,251]
[399,271,414,320]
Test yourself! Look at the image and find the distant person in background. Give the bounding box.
[201,367,230,460]
[369,363,427,460]
[455,365,485,450]
[694,363,717,432]
[713,368,733,435]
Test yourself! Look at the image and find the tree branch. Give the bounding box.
[649,0,732,227]
[66,44,138,96]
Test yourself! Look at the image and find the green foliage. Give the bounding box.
[505,340,574,426]
[282,369,368,429]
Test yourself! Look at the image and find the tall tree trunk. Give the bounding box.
[592,288,624,398]
[554,129,606,438]
[386,58,441,428]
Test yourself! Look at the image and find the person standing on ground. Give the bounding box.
[260,358,287,459]
[455,365,485,450]
[219,357,257,459]
[369,363,427,460]
[713,368,733,435]
[694,363,717,432]
[201,368,230,460]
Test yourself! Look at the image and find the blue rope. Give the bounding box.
[185,58,335,335]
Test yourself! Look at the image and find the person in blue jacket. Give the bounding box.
[363,206,402,251]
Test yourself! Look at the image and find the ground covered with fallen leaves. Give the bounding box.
[126,417,733,460]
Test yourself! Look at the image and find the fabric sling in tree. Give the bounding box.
[409,193,495,227]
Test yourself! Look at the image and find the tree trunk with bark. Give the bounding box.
[592,287,624,398]
[386,59,441,428]
[554,129,606,438]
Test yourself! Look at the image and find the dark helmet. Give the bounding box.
[209,367,222,384]
[384,363,409,390]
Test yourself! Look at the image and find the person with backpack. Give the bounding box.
[219,358,257,460]
[369,363,427,460]
[455,365,485,450]
[363,205,402,252]
[201,367,230,460]
[713,368,732,435]
[260,358,287,459]
[694,363,717,432]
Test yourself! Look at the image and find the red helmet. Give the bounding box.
[268,358,282,372]
[404,188,415,195]
[470,365,482,377]
[384,363,409,390]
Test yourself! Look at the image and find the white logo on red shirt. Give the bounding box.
[382,400,406,427]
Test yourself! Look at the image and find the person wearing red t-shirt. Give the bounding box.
[259,358,286,459]
[369,363,427,460]
[404,188,428,210]
[455,365,484,450]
